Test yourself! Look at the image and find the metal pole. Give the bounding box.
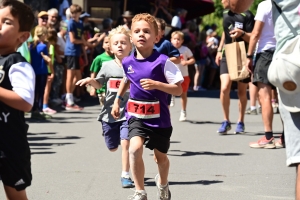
[123,0,128,12]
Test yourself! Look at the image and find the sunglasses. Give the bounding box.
[41,17,48,21]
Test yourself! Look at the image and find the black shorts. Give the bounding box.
[167,94,172,106]
[66,56,80,70]
[252,50,275,89]
[220,57,251,83]
[128,117,173,154]
[0,149,32,191]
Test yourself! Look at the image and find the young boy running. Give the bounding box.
[89,34,114,108]
[171,31,195,121]
[76,26,134,188]
[0,0,35,199]
[112,13,183,200]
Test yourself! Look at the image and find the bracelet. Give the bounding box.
[247,54,254,59]
[241,31,245,37]
[217,49,222,52]
[116,95,124,101]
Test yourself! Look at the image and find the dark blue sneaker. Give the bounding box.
[234,122,245,134]
[121,177,134,188]
[217,121,231,135]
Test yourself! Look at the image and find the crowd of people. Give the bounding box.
[1,0,300,199]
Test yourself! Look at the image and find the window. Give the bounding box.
[90,7,111,18]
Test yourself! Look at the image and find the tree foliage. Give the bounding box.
[201,0,263,36]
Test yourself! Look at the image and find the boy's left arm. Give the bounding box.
[0,62,35,112]
[140,59,183,96]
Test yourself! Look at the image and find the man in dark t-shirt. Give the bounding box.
[215,0,254,135]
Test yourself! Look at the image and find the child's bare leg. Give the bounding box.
[181,92,188,111]
[154,149,169,186]
[121,139,130,173]
[4,185,28,200]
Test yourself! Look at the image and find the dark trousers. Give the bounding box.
[32,74,47,112]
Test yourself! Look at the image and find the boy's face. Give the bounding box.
[171,34,183,49]
[71,12,81,21]
[102,36,111,53]
[131,20,158,51]
[110,33,131,59]
[0,7,29,52]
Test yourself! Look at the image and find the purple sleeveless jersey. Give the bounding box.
[122,50,171,128]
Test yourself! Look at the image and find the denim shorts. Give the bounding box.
[101,120,129,150]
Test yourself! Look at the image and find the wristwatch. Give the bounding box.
[247,54,254,59]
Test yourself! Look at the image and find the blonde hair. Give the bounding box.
[47,27,57,44]
[171,31,184,40]
[33,25,48,47]
[108,25,131,43]
[132,13,158,36]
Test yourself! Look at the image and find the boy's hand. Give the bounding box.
[76,77,93,86]
[140,79,158,90]
[111,103,120,119]
[89,87,96,97]
[181,60,187,66]
[48,73,54,82]
[41,52,51,63]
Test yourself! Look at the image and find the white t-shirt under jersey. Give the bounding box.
[175,45,193,77]
[255,0,276,53]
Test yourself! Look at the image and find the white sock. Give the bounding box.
[121,171,130,178]
[181,110,186,113]
[66,93,74,105]
[136,190,146,195]
[250,106,256,111]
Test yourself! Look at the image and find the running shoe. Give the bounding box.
[65,104,84,111]
[179,111,186,122]
[31,112,52,120]
[245,108,257,115]
[234,122,245,134]
[275,134,285,148]
[43,107,57,115]
[249,136,276,149]
[217,121,231,135]
[170,96,175,107]
[121,177,134,188]
[155,174,171,200]
[128,191,147,200]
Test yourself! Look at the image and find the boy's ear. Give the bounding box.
[154,34,159,44]
[18,32,30,44]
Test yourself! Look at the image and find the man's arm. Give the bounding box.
[229,28,251,43]
[247,21,264,56]
[215,32,225,66]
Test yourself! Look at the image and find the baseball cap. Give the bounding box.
[206,29,213,36]
[38,11,48,18]
[268,35,300,112]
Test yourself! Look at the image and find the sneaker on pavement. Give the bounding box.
[245,107,257,115]
[217,121,231,135]
[234,122,245,134]
[43,107,57,115]
[170,96,175,107]
[31,112,52,120]
[65,104,84,111]
[121,177,134,188]
[128,191,147,200]
[155,174,171,200]
[179,111,186,122]
[275,134,285,148]
[249,136,276,149]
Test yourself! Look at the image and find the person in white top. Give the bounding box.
[171,31,195,121]
[246,0,283,149]
[51,21,67,105]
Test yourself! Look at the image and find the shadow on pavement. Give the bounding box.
[187,90,239,100]
[144,178,223,186]
[168,150,242,157]
[170,141,181,144]
[28,132,82,155]
[186,120,222,125]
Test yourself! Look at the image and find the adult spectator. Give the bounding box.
[38,11,48,27]
[171,9,187,30]
[232,0,300,197]
[94,18,113,57]
[122,11,133,30]
[48,8,59,30]
[59,0,70,21]
[151,0,172,24]
[215,0,254,135]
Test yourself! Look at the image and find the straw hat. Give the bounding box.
[122,11,133,18]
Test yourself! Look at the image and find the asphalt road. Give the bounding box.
[0,91,295,200]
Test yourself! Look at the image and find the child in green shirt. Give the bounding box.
[90,34,114,107]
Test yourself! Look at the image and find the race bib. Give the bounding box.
[234,22,243,29]
[107,78,129,92]
[127,99,160,119]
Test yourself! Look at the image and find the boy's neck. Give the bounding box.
[105,51,113,56]
[114,56,124,66]
[135,48,153,59]
[73,17,79,22]
[0,47,17,56]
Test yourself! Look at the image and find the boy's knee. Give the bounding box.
[129,145,143,157]
[156,154,168,164]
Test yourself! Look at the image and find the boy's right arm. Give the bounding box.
[69,31,84,44]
